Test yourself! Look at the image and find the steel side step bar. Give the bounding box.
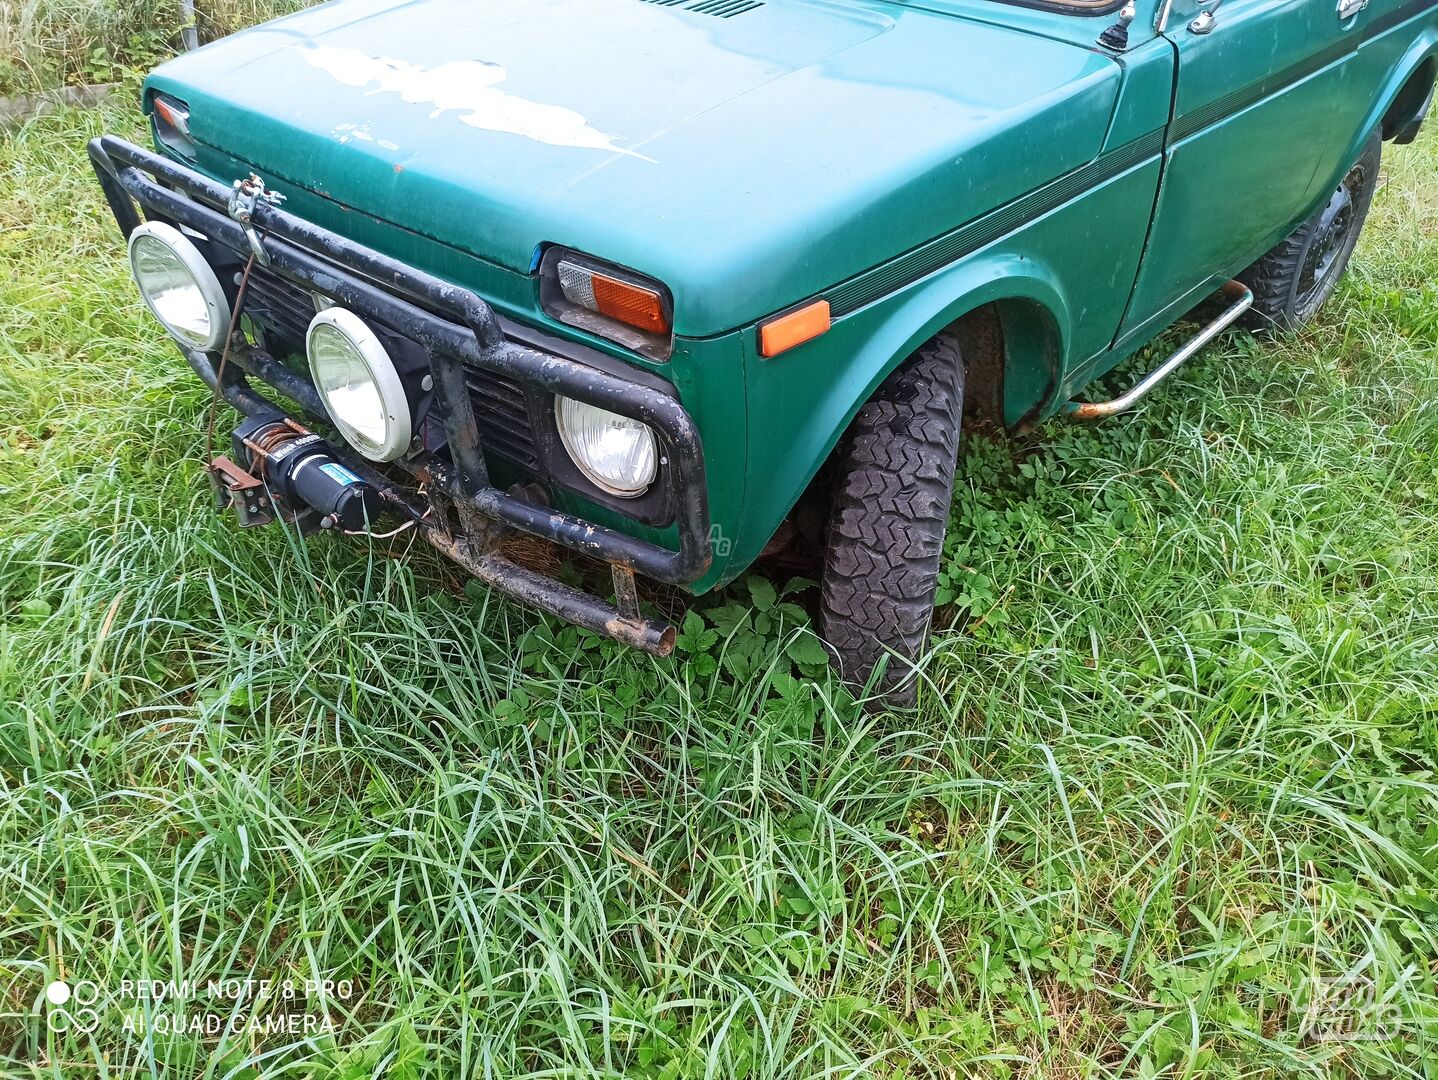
[1063,279,1253,420]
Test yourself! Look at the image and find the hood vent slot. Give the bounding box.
[641,0,765,15]
[686,0,765,14]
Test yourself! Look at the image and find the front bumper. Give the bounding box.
[89,135,711,655]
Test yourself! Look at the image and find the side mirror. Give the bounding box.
[1187,0,1224,34]
[1097,1,1137,51]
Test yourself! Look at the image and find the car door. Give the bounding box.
[1116,0,1388,346]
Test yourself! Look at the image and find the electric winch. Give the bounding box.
[209,415,384,532]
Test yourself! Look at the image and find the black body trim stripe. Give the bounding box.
[825,129,1163,317]
[819,0,1430,319]
[1173,0,1429,141]
[1170,41,1351,141]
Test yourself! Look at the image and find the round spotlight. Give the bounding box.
[554,396,658,498]
[306,308,413,462]
[127,221,230,351]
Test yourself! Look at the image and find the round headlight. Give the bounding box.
[127,221,230,351]
[554,396,658,498]
[306,308,413,462]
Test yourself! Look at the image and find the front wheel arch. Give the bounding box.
[850,273,1068,439]
[730,273,1069,575]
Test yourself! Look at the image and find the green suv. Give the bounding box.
[91,0,1436,693]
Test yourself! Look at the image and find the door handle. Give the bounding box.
[1337,0,1368,19]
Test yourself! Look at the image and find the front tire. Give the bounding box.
[1239,131,1381,332]
[818,334,965,703]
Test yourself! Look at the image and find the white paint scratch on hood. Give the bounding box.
[304,44,653,161]
[332,122,401,151]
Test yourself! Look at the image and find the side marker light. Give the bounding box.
[760,300,831,358]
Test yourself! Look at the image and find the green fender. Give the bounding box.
[1372,35,1437,144]
[725,253,1071,582]
[836,260,1071,435]
[1326,32,1436,202]
[723,141,1170,587]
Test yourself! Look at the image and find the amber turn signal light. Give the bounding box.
[592,273,669,334]
[151,92,197,158]
[153,95,190,135]
[760,300,831,358]
[557,258,670,335]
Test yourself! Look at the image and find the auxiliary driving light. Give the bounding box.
[305,308,413,463]
[554,396,658,498]
[127,221,231,351]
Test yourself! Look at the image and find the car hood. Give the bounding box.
[148,0,1121,337]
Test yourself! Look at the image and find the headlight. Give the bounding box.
[306,308,413,462]
[127,221,230,351]
[554,397,658,498]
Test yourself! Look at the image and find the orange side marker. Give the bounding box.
[760,300,831,358]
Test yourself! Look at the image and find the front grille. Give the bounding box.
[244,263,316,352]
[464,368,541,469]
[239,265,540,470]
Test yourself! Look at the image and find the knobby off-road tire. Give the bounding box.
[819,334,965,704]
[1239,131,1382,333]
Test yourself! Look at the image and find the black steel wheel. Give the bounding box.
[1239,131,1381,332]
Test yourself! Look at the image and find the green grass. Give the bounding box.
[1,102,1436,1079]
[0,1,312,95]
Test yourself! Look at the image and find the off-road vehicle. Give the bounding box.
[91,0,1436,693]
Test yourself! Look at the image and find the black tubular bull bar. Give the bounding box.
[89,135,711,656]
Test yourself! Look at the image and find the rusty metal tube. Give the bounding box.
[424,533,677,657]
[1064,279,1253,421]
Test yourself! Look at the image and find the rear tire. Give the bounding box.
[1239,131,1381,333]
[818,334,965,705]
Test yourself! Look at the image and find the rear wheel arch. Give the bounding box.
[1382,54,1435,143]
[1314,43,1435,207]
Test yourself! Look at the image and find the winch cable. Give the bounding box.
[203,250,259,468]
[200,230,424,541]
